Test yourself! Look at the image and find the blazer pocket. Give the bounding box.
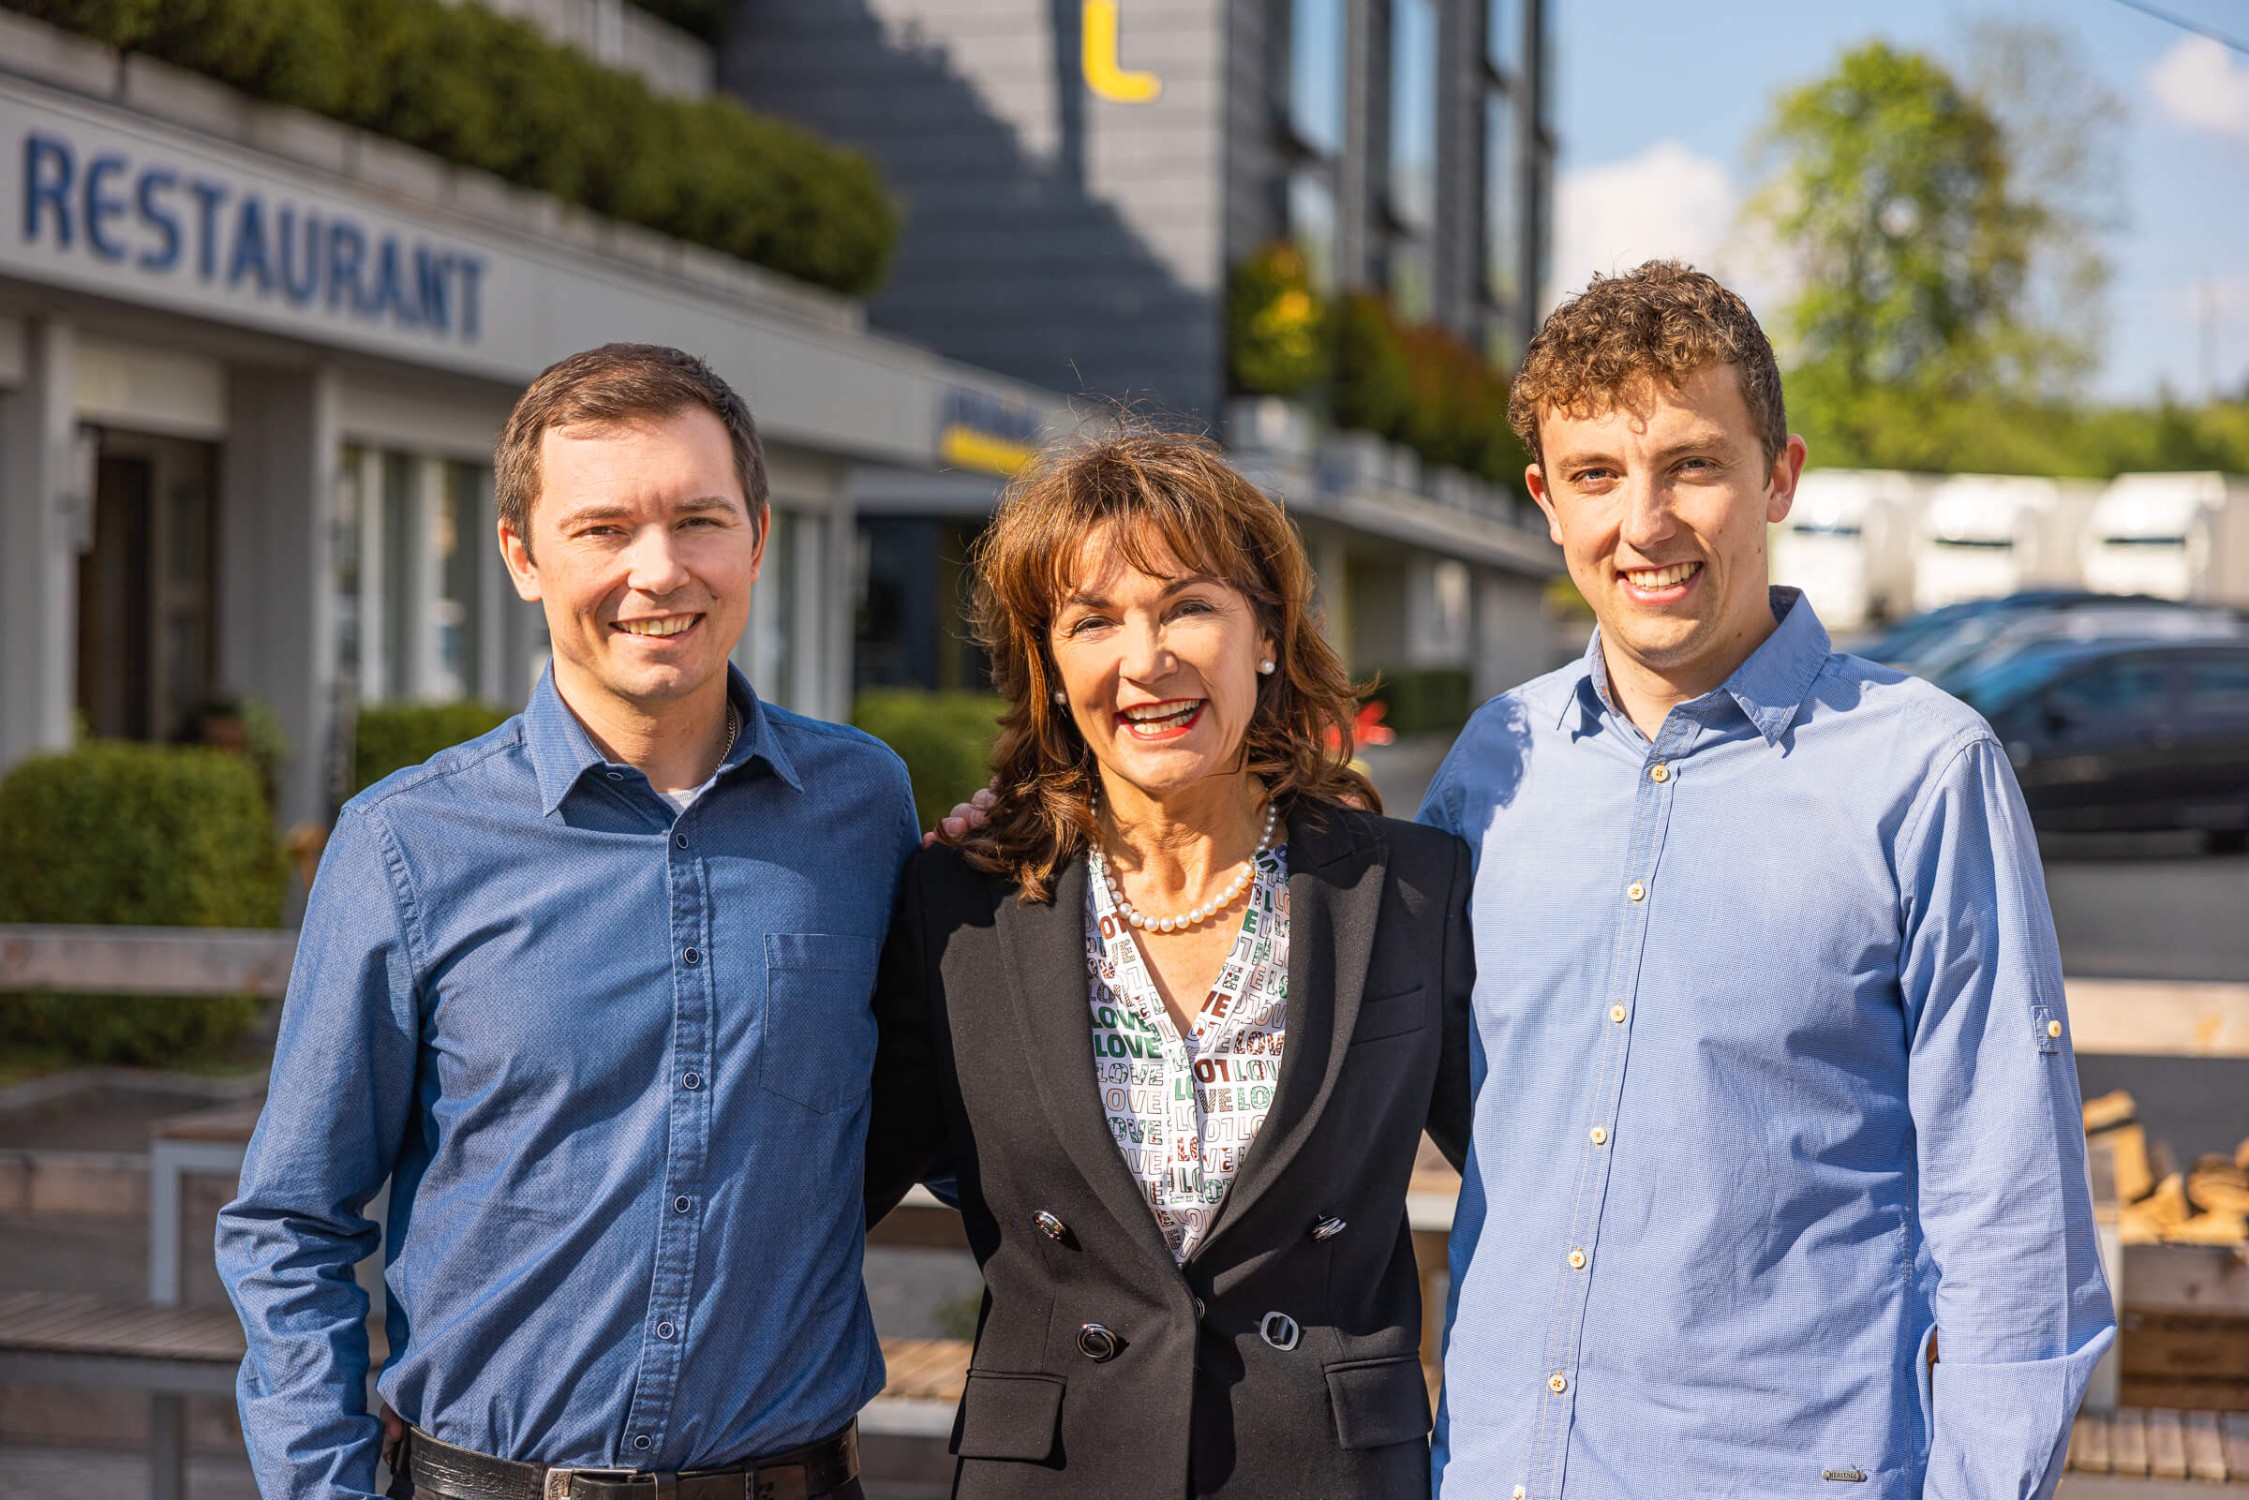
[759,932,880,1113]
[1325,1355,1433,1449]
[951,1371,1066,1461]
[1352,987,1427,1045]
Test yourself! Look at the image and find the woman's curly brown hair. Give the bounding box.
[960,427,1377,902]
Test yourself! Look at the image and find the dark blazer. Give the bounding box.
[866,801,1475,1500]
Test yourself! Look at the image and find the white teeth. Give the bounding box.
[1623,563,1700,589]
[615,616,696,637]
[1122,702,1198,726]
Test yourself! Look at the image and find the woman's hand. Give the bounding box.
[923,785,997,847]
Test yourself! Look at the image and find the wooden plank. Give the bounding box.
[0,1294,243,1362]
[2118,1376,2249,1413]
[0,924,296,998]
[2111,1408,2150,1477]
[2222,1413,2249,1479]
[2122,1245,2249,1317]
[2070,1412,2113,1474]
[149,1098,264,1144]
[2065,978,2249,1058]
[2146,1408,2188,1479]
[2118,1316,2249,1381]
[2180,1410,2228,1483]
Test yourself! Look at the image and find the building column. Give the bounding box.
[0,318,81,773]
[218,365,340,828]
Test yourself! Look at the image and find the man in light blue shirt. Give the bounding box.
[1421,264,2111,1499]
[217,345,916,1499]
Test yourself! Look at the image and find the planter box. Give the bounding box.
[1226,397,1317,462]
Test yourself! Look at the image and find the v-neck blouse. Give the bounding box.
[1084,844,1290,1263]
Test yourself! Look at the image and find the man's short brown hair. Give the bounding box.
[1508,261,1788,473]
[495,343,768,546]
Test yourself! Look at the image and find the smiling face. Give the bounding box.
[1049,528,1276,810]
[1527,363,1806,714]
[500,406,763,720]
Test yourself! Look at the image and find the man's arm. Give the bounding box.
[1899,736,2115,1500]
[215,808,422,1500]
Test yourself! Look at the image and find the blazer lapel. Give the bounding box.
[994,855,1180,1276]
[1190,803,1384,1263]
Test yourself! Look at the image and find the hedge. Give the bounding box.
[352,700,512,795]
[853,689,1005,833]
[0,742,287,1064]
[7,0,898,296]
[1369,667,1473,736]
[1329,291,1415,440]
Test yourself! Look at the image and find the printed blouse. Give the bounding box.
[1084,844,1289,1263]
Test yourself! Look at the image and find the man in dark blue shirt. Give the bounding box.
[217,345,918,1500]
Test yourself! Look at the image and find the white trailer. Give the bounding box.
[2080,471,2249,606]
[1914,475,2101,611]
[1770,469,1928,630]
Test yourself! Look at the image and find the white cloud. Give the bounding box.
[2147,35,2249,144]
[1548,141,1736,314]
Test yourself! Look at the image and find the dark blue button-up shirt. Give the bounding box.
[217,666,918,1499]
[1422,591,2112,1499]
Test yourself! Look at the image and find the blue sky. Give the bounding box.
[1547,0,2249,403]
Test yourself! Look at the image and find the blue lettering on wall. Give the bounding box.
[18,129,486,344]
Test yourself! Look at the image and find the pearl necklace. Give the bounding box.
[1092,801,1278,934]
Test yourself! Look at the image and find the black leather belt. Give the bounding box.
[400,1422,858,1500]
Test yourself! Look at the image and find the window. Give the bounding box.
[1388,0,1438,230]
[2184,653,2249,720]
[435,462,487,701]
[1289,169,1338,290]
[1287,0,1345,157]
[1390,239,1433,322]
[2051,658,2170,727]
[1486,0,1516,75]
[1483,91,1520,308]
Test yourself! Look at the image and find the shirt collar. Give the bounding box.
[526,662,800,816]
[1558,586,1833,746]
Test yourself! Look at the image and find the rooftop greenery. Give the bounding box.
[9,0,897,296]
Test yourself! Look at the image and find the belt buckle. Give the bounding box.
[752,1464,810,1500]
[542,1466,637,1499]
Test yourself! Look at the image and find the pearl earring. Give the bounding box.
[1053,689,1067,704]
[1258,659,1276,675]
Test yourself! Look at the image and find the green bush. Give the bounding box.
[1369,667,1473,736]
[1228,244,1329,397]
[352,701,511,794]
[853,689,1005,832]
[1329,292,1414,440]
[6,0,899,296]
[0,742,287,1065]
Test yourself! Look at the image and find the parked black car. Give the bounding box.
[1961,638,2249,847]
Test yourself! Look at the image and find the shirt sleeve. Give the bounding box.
[1897,736,2115,1500]
[215,807,423,1500]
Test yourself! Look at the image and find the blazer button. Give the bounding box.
[1193,1296,1206,1319]
[1259,1312,1301,1351]
[1077,1323,1120,1362]
[1309,1215,1346,1242]
[1033,1211,1067,1242]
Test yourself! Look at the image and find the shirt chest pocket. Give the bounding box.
[759,932,881,1113]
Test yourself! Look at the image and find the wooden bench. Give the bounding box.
[2067,1408,2249,1488]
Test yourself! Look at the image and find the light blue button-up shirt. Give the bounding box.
[216,666,918,1500]
[1420,590,2112,1500]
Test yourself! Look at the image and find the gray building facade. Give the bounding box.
[726,0,1565,702]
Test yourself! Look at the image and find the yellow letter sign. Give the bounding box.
[1083,0,1161,103]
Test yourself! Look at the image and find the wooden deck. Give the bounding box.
[2068,1409,2249,1485]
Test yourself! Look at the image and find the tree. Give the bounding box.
[1746,38,2112,470]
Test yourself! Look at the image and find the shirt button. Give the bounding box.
[656,1320,676,1340]
[675,832,690,849]
[1609,1004,1627,1024]
[1649,762,1669,783]
[1548,1373,1568,1394]
[606,771,624,781]
[673,1195,691,1213]
[1590,1125,1608,1146]
[1568,1248,1586,1269]
[683,1072,702,1091]
[1513,1488,1527,1500]
[682,947,700,966]
[632,1435,652,1451]
[1627,880,1646,903]
[2047,1019,2064,1039]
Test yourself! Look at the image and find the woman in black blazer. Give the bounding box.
[866,429,1474,1500]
